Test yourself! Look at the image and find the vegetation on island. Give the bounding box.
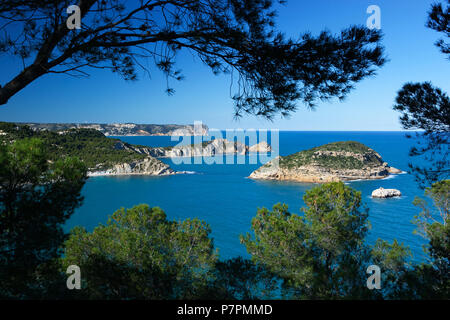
[0,122,148,171]
[279,141,383,170]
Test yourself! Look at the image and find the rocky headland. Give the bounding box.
[88,157,175,176]
[249,141,401,183]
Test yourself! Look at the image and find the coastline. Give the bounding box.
[248,170,407,184]
[87,170,195,177]
[87,171,176,177]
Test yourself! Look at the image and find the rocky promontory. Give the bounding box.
[248,141,272,153]
[249,141,401,183]
[88,157,174,176]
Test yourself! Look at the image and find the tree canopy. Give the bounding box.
[241,182,411,299]
[0,138,87,299]
[0,0,386,118]
[409,180,450,298]
[63,204,218,299]
[393,82,449,187]
[427,0,450,58]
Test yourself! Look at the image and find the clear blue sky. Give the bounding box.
[0,0,449,130]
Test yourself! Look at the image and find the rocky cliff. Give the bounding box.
[249,141,401,183]
[248,141,272,153]
[89,157,174,176]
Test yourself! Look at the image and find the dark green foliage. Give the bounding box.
[313,141,372,153]
[427,0,450,57]
[241,182,410,299]
[0,1,385,118]
[393,82,449,187]
[378,181,449,300]
[408,180,450,299]
[279,141,381,170]
[212,257,278,300]
[310,155,366,170]
[0,122,147,170]
[0,138,87,299]
[370,239,413,299]
[63,204,218,299]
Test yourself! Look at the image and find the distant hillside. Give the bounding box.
[19,122,209,136]
[250,141,402,183]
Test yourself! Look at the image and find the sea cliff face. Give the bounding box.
[88,157,174,176]
[248,141,272,153]
[249,141,400,183]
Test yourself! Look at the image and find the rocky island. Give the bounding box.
[249,141,401,183]
[371,187,402,198]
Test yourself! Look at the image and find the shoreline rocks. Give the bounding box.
[387,167,403,174]
[248,141,272,153]
[371,187,402,198]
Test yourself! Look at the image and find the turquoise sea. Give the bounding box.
[66,132,429,262]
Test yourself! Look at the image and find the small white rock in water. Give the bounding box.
[371,187,402,198]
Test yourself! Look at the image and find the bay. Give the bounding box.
[66,131,428,262]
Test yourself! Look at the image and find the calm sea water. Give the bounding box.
[66,132,429,262]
